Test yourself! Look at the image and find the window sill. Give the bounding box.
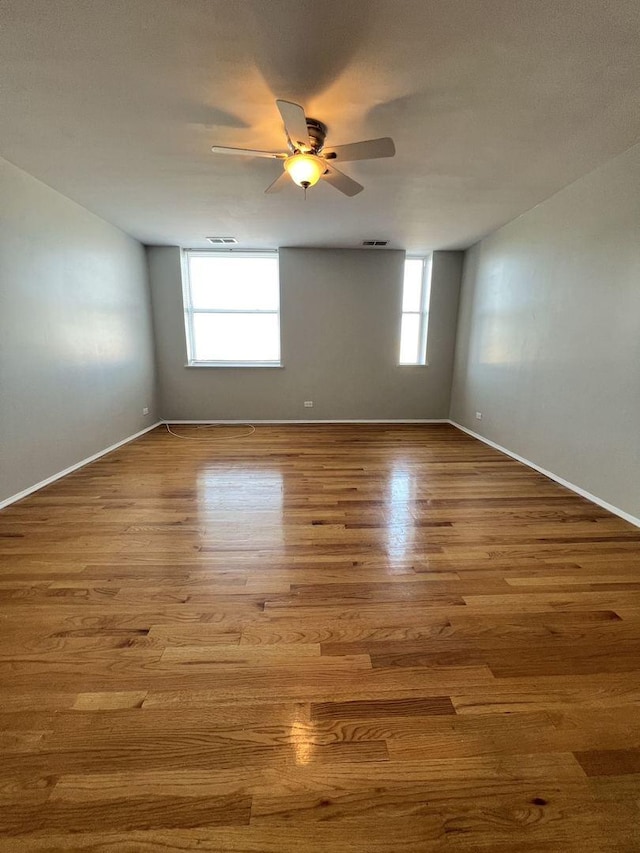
[397,363,430,367]
[185,362,283,368]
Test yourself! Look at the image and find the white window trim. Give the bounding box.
[399,255,432,367]
[182,250,282,368]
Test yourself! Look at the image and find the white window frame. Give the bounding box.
[399,256,432,366]
[182,250,282,368]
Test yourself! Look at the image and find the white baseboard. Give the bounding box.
[162,419,451,425]
[0,421,162,511]
[449,420,640,529]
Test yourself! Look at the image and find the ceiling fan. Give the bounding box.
[211,100,395,197]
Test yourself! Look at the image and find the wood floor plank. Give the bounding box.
[451,671,640,714]
[574,748,640,777]
[0,794,252,836]
[310,696,456,721]
[1,423,639,851]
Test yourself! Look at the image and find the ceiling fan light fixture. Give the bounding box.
[284,153,325,189]
[212,100,394,197]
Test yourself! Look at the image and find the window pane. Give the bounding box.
[399,313,420,364]
[189,256,279,310]
[402,259,423,312]
[192,313,280,362]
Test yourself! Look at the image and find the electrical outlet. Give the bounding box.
[304,401,314,408]
[142,407,150,416]
[475,411,482,420]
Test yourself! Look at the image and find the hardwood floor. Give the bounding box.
[1,423,639,852]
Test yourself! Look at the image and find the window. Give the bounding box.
[183,252,281,366]
[399,257,432,365]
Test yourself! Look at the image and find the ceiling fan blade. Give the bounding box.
[323,137,396,162]
[321,163,364,197]
[264,171,290,194]
[211,146,286,159]
[275,100,310,150]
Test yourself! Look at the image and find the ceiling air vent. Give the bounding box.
[206,237,238,245]
[362,240,388,247]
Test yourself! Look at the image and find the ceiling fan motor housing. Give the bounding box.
[298,118,327,154]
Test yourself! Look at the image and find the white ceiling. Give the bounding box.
[2,0,639,252]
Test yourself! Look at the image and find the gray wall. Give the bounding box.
[148,247,462,421]
[451,143,640,520]
[0,157,157,504]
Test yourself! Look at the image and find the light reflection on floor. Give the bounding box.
[197,466,284,549]
[385,462,415,565]
[291,705,315,766]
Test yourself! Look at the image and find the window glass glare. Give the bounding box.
[399,257,431,365]
[399,313,420,364]
[192,313,280,363]
[184,253,281,365]
[189,257,279,311]
[402,259,423,312]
